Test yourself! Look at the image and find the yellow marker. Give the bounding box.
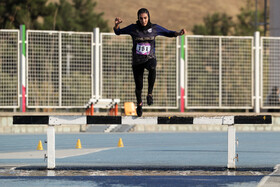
[118,138,124,147]
[263,116,266,120]
[76,139,82,149]
[37,140,43,150]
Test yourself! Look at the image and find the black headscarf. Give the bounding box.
[136,8,152,31]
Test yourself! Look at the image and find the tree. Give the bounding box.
[73,0,109,32]
[192,0,265,36]
[0,0,109,32]
[42,0,109,32]
[0,0,53,29]
[234,1,264,36]
[192,13,234,35]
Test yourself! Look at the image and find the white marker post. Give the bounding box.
[47,126,55,169]
[227,124,236,169]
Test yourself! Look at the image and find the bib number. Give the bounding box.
[136,43,151,55]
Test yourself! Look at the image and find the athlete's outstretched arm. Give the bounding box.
[113,17,134,35]
[156,25,187,37]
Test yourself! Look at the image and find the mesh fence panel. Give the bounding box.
[27,31,59,107]
[187,37,220,107]
[221,38,253,107]
[186,36,253,108]
[101,33,178,109]
[61,32,92,107]
[261,37,280,108]
[0,30,19,108]
[27,31,92,108]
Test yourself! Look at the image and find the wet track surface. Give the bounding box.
[0,132,280,186]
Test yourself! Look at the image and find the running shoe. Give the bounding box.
[146,94,153,105]
[136,103,143,117]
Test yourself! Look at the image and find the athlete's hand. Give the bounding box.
[180,29,187,35]
[175,29,187,36]
[114,17,123,28]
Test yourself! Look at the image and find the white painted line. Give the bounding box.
[0,148,114,159]
[0,150,46,159]
[258,164,280,187]
[122,116,157,125]
[56,147,114,158]
[49,115,86,125]
[104,125,118,133]
[193,116,234,125]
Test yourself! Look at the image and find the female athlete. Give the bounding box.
[114,8,186,117]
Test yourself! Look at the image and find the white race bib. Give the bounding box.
[136,43,151,55]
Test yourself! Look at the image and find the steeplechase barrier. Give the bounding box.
[13,115,272,170]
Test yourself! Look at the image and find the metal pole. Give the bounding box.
[219,37,222,107]
[180,35,185,112]
[94,28,100,100]
[255,0,258,31]
[20,25,26,112]
[264,0,267,36]
[59,32,62,107]
[254,31,260,113]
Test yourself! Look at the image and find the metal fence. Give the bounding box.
[2,28,280,111]
[27,31,93,108]
[100,33,178,109]
[0,30,19,108]
[261,37,280,109]
[186,36,254,109]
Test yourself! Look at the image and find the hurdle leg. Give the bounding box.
[227,124,236,169]
[90,103,94,116]
[114,104,118,116]
[47,125,56,169]
[109,108,113,116]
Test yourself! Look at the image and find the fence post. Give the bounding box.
[180,35,185,112]
[254,31,260,113]
[94,28,100,100]
[20,25,26,112]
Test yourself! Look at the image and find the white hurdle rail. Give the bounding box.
[13,115,272,170]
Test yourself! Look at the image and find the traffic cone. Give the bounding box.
[76,139,82,149]
[118,138,124,147]
[37,140,43,150]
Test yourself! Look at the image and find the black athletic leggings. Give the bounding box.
[132,59,157,105]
